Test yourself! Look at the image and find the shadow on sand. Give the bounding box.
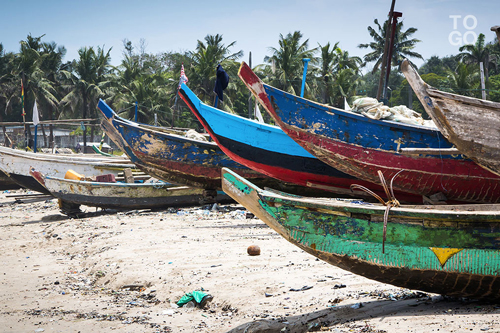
[227,295,498,333]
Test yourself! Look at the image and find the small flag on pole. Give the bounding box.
[21,79,25,116]
[33,101,40,126]
[255,103,264,123]
[33,100,39,153]
[344,97,351,111]
[178,64,188,88]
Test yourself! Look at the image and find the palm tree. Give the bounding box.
[109,42,180,127]
[263,31,317,95]
[315,43,362,105]
[14,34,58,149]
[113,72,176,126]
[458,33,498,97]
[39,41,66,146]
[188,34,243,104]
[60,46,112,149]
[317,42,339,103]
[335,48,363,74]
[332,68,363,108]
[358,18,423,73]
[446,62,480,97]
[118,54,142,87]
[0,44,17,143]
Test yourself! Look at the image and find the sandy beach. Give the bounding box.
[1,189,500,333]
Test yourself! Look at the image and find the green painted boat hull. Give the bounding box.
[221,167,500,300]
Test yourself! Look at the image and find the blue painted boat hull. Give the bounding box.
[179,83,421,202]
[98,99,288,191]
[239,62,500,204]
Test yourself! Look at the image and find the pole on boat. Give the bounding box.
[480,62,486,100]
[33,126,37,152]
[376,0,397,101]
[491,26,500,46]
[248,52,253,119]
[300,58,311,98]
[134,101,138,122]
[33,101,39,153]
[21,78,28,150]
[382,11,403,102]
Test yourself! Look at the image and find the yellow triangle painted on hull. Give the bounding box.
[429,247,463,267]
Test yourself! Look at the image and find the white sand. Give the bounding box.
[1,189,500,332]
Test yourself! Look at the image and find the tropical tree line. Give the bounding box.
[1,17,499,149]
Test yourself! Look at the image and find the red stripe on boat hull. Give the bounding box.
[222,146,421,202]
[288,127,500,203]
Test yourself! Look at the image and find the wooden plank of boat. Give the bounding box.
[30,167,230,212]
[0,145,136,194]
[402,58,500,176]
[222,167,500,300]
[398,147,460,155]
[239,61,500,204]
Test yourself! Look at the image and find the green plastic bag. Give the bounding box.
[176,290,207,307]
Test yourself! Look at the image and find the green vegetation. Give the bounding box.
[1,18,499,143]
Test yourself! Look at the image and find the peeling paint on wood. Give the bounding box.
[222,167,500,300]
[178,83,420,203]
[402,59,500,178]
[0,145,135,194]
[239,62,500,204]
[98,99,270,190]
[31,168,226,209]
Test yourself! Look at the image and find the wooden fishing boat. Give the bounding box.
[178,83,421,203]
[238,62,500,204]
[492,25,500,46]
[30,168,226,215]
[98,99,294,192]
[402,58,500,177]
[222,167,500,300]
[0,146,136,194]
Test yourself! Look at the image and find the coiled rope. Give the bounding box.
[350,170,404,253]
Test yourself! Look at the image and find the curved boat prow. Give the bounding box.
[221,167,260,200]
[238,62,276,120]
[221,167,281,234]
[401,59,451,138]
[97,99,116,120]
[179,83,201,106]
[492,26,500,46]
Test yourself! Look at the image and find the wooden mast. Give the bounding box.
[376,0,396,101]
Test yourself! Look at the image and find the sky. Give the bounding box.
[1,0,499,71]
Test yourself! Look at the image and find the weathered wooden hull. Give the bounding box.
[179,83,421,203]
[0,170,20,190]
[238,62,500,204]
[402,59,500,177]
[0,146,135,194]
[222,167,500,300]
[97,99,270,190]
[31,169,224,209]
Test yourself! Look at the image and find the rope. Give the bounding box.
[136,103,172,115]
[350,170,404,253]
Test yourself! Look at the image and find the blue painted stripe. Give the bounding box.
[264,85,460,159]
[180,83,313,157]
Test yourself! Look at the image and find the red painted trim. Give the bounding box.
[291,128,500,203]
